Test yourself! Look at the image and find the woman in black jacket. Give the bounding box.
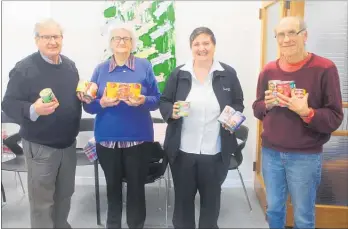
[159,27,244,229]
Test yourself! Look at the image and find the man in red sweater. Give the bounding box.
[253,16,343,229]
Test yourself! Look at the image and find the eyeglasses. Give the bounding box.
[111,36,132,43]
[38,35,63,42]
[275,28,306,40]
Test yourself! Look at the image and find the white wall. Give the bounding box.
[1,1,261,187]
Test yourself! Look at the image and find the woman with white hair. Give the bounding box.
[82,24,160,229]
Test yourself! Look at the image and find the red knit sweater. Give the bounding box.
[253,53,344,153]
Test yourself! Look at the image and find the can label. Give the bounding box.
[40,88,55,103]
[77,80,98,101]
[84,82,98,101]
[76,80,89,93]
[106,82,142,100]
[268,80,281,105]
[218,105,246,132]
[177,101,190,117]
[293,88,307,99]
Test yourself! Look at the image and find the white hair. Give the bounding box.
[108,22,137,52]
[34,18,63,37]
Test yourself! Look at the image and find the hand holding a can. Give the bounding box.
[276,90,311,116]
[264,90,278,110]
[171,102,181,119]
[33,97,59,116]
[100,88,120,108]
[124,95,146,107]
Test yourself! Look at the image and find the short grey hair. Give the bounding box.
[108,23,137,52]
[34,18,63,37]
[189,27,216,48]
[275,16,307,34]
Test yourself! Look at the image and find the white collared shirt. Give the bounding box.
[179,59,224,155]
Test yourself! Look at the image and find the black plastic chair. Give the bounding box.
[75,118,102,225]
[1,112,26,202]
[229,125,252,211]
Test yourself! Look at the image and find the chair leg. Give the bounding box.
[1,182,6,203]
[166,167,172,207]
[94,160,101,225]
[122,183,126,205]
[164,177,169,228]
[17,172,25,194]
[237,168,252,211]
[158,178,161,200]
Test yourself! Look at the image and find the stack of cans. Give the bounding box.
[218,105,246,133]
[268,80,306,107]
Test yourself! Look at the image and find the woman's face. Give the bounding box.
[191,33,215,62]
[110,28,133,55]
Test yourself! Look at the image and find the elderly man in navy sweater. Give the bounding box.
[2,19,83,228]
[253,16,343,229]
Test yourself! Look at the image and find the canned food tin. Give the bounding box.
[218,106,246,132]
[293,88,307,99]
[40,88,55,103]
[76,80,89,93]
[177,101,190,117]
[106,82,118,99]
[268,80,281,105]
[83,82,98,101]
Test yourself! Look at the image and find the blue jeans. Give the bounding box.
[262,147,322,229]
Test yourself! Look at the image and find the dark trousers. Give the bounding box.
[96,142,150,229]
[170,151,229,229]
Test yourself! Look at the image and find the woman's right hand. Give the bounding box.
[264,90,277,110]
[100,88,120,108]
[172,102,180,119]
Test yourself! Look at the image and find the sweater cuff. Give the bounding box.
[301,108,315,124]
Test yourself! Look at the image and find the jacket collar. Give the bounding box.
[179,59,227,79]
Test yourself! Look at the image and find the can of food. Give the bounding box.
[177,101,190,117]
[40,88,55,103]
[293,88,306,99]
[129,83,142,99]
[276,82,292,107]
[268,80,281,105]
[76,80,89,93]
[106,82,118,99]
[218,106,246,132]
[226,111,246,132]
[288,80,296,89]
[268,80,281,92]
[83,82,98,101]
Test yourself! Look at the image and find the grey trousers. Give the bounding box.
[22,139,77,229]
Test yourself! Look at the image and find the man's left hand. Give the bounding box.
[276,90,311,117]
[124,95,146,107]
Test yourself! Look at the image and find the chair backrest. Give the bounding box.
[1,111,23,155]
[235,125,249,142]
[2,133,23,155]
[229,125,249,169]
[79,118,95,132]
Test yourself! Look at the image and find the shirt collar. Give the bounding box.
[40,52,62,65]
[181,59,224,75]
[109,54,135,72]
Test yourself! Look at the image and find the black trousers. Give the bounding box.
[170,151,229,229]
[96,142,150,229]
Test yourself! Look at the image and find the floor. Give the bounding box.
[1,169,268,228]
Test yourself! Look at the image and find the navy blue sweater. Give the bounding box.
[2,51,82,148]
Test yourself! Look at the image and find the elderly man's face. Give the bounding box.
[35,24,63,58]
[275,18,307,58]
[110,29,133,55]
[191,33,216,62]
